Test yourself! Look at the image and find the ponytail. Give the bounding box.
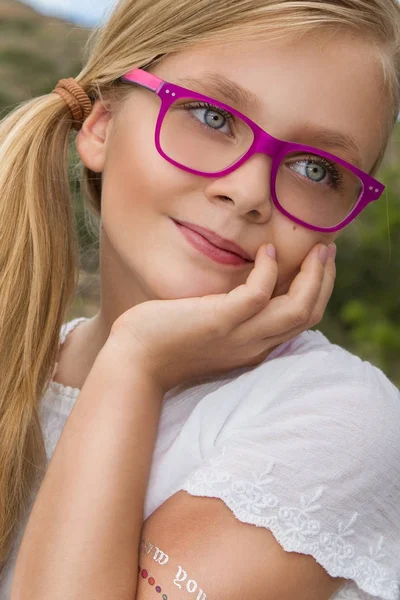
[0,92,81,572]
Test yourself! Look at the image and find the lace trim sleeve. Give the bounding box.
[172,440,399,600]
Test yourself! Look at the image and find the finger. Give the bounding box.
[284,242,328,308]
[307,242,337,327]
[235,242,328,341]
[218,244,278,330]
[260,242,336,343]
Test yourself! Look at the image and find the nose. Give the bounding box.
[204,153,273,223]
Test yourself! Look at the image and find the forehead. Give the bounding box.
[151,32,390,171]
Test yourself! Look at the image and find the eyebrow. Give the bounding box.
[176,72,262,113]
[176,73,364,169]
[293,123,364,169]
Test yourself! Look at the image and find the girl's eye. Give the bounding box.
[289,157,342,187]
[183,103,233,135]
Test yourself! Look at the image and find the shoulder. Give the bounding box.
[235,330,400,476]
[210,330,400,458]
[243,329,399,420]
[257,328,396,386]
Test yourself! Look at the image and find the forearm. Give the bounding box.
[11,332,165,600]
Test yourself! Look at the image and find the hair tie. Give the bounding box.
[53,78,93,131]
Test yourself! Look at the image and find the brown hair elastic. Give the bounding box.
[53,78,93,130]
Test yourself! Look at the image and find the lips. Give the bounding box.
[172,219,253,261]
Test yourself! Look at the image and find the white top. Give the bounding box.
[0,317,399,600]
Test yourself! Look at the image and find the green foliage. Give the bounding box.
[319,145,400,385]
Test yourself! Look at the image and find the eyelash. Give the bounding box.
[181,101,233,120]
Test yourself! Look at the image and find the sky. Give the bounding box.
[21,0,117,25]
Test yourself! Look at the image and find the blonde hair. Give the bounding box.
[0,0,400,574]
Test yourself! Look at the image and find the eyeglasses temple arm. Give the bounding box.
[121,68,164,93]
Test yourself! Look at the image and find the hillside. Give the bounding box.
[0,0,90,115]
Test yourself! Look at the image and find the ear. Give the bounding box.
[75,100,113,173]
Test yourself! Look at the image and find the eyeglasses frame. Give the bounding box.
[120,68,385,233]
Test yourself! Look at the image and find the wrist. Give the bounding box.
[99,328,166,397]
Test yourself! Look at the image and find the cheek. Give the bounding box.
[103,99,201,215]
[104,107,164,206]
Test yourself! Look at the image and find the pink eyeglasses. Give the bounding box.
[120,68,385,233]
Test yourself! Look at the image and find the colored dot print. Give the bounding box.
[138,564,167,597]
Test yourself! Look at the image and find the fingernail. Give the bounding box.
[328,243,337,260]
[265,244,276,259]
[319,245,328,265]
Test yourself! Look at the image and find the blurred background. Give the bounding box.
[1,0,399,385]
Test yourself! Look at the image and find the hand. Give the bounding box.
[109,243,336,393]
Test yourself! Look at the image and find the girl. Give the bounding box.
[0,0,399,598]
